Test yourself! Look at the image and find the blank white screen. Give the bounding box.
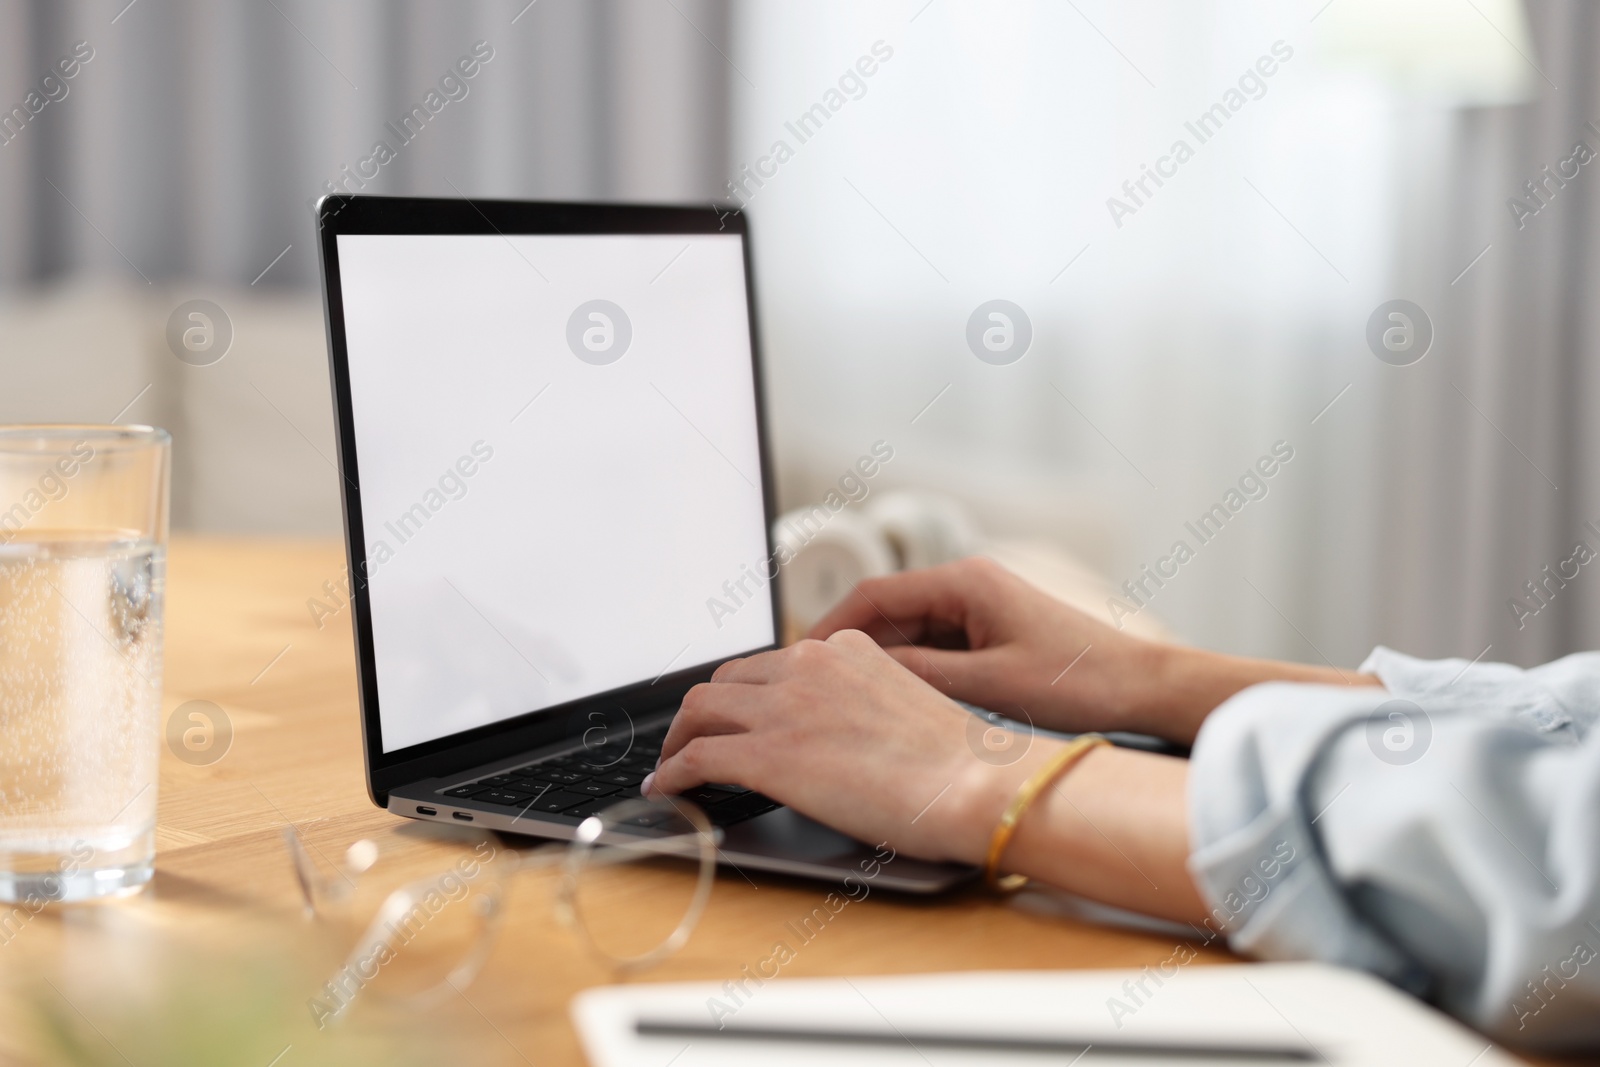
[336,232,774,753]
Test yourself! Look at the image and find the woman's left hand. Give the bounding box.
[644,629,1014,863]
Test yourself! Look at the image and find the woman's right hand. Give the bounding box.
[807,557,1171,739]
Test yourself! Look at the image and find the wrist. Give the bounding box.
[1113,638,1196,737]
[941,744,1052,867]
[983,735,1110,889]
[1031,632,1173,736]
[1129,643,1383,744]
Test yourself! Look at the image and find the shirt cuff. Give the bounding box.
[1186,680,1426,990]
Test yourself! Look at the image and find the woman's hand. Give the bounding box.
[643,626,1208,920]
[806,557,1167,738]
[806,557,1381,744]
[644,630,1008,863]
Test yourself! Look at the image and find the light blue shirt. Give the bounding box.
[1188,647,1600,1050]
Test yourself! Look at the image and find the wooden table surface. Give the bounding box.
[0,538,1573,1065]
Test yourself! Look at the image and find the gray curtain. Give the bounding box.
[0,0,732,534]
[0,0,732,289]
[1374,0,1600,666]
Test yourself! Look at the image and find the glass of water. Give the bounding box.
[0,425,169,902]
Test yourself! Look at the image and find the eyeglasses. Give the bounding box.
[282,796,719,1022]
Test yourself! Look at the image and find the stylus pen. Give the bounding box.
[634,1018,1317,1061]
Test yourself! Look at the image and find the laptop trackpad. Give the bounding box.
[719,807,874,862]
[717,807,976,893]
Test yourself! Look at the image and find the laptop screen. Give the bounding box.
[334,232,775,753]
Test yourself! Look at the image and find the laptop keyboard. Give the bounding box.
[436,719,783,828]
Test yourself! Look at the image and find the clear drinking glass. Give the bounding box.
[0,425,169,902]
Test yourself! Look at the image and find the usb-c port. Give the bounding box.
[452,811,474,821]
[416,806,437,816]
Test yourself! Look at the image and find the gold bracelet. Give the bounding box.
[984,733,1109,892]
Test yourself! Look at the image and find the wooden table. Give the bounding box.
[0,539,1567,1065]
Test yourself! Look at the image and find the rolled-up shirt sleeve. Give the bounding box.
[1187,647,1600,1049]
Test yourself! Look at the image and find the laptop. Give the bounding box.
[315,194,973,893]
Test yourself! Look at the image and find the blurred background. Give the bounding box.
[2,0,1596,670]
